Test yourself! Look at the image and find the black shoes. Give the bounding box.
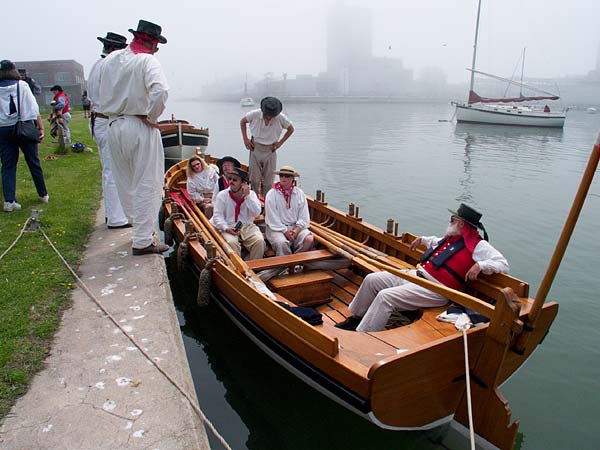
[334,316,362,331]
[132,243,170,255]
[108,223,133,229]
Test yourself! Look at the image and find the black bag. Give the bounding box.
[276,301,323,325]
[14,82,39,144]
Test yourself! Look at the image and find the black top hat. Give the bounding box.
[260,96,283,117]
[129,20,167,44]
[448,203,483,229]
[50,85,63,92]
[229,168,249,182]
[97,32,128,48]
[216,156,241,172]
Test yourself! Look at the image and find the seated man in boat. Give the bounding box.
[336,204,509,332]
[186,156,219,218]
[211,167,265,260]
[212,156,241,199]
[264,165,313,256]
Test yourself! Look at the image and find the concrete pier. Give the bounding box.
[0,209,210,450]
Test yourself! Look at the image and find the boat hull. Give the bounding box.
[159,121,209,170]
[456,104,566,127]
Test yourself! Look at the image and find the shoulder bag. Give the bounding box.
[14,82,40,144]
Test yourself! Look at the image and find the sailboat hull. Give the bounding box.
[456,103,566,128]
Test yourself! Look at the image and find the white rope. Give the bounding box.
[457,317,476,450]
[0,217,31,261]
[3,216,232,450]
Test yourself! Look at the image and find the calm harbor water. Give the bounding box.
[165,101,600,450]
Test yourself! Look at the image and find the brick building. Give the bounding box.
[13,60,85,106]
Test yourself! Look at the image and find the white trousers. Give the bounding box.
[107,116,163,249]
[349,271,449,332]
[221,223,265,260]
[265,227,311,256]
[91,117,128,227]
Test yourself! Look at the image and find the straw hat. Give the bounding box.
[273,165,299,177]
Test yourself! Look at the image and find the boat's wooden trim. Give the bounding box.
[246,249,336,271]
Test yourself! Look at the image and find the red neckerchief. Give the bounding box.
[222,175,230,189]
[228,189,246,221]
[130,36,156,54]
[274,181,294,208]
[459,224,481,252]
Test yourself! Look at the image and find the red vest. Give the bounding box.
[53,92,69,114]
[421,235,478,290]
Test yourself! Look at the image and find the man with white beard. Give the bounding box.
[336,203,509,332]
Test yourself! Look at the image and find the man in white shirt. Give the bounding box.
[87,31,129,229]
[211,168,265,260]
[240,97,294,197]
[265,165,313,256]
[98,20,169,255]
[336,204,510,332]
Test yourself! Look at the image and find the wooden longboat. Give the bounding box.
[162,154,568,450]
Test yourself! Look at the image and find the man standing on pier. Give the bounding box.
[88,31,129,230]
[240,96,294,197]
[98,20,170,255]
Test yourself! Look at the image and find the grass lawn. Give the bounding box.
[0,111,101,419]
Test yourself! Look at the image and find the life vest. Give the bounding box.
[53,92,69,114]
[419,235,479,290]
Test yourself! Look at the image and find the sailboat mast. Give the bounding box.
[518,48,527,97]
[469,0,483,99]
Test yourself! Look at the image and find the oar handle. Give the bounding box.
[529,136,600,323]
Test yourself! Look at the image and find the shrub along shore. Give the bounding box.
[0,111,102,418]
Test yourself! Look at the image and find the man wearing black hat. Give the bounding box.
[240,96,294,196]
[211,167,265,260]
[211,155,241,199]
[336,204,509,332]
[98,20,170,255]
[87,31,129,230]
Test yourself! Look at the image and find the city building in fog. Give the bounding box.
[13,60,85,106]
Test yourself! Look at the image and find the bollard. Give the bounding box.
[205,240,214,259]
[27,210,41,232]
[386,219,394,234]
[348,203,355,216]
[316,190,322,202]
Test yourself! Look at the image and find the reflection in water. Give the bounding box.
[167,258,466,450]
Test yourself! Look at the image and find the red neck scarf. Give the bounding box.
[274,181,294,208]
[130,36,156,55]
[447,224,481,252]
[221,175,230,189]
[228,189,246,221]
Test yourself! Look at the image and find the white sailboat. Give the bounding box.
[454,0,566,128]
[240,74,255,107]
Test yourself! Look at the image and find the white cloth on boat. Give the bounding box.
[264,186,312,255]
[349,271,449,332]
[98,45,169,249]
[87,57,128,227]
[187,166,218,203]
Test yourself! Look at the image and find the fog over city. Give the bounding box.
[6,0,600,98]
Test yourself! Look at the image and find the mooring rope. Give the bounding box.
[457,318,476,450]
[2,217,232,450]
[0,217,31,261]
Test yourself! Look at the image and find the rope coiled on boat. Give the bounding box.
[163,212,184,246]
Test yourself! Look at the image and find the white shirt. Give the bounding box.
[210,188,262,232]
[0,80,39,126]
[87,57,104,113]
[187,166,219,203]
[420,235,510,274]
[245,109,292,145]
[98,46,169,123]
[265,187,310,232]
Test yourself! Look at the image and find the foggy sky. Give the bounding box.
[5,0,599,98]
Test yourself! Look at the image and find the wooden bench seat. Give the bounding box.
[269,270,334,307]
[246,249,336,271]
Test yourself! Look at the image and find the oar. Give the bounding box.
[519,133,600,342]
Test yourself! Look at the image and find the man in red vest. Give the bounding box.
[50,85,71,143]
[336,203,509,332]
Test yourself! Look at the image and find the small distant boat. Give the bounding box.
[240,73,255,107]
[455,0,566,128]
[587,107,597,114]
[158,116,209,170]
[240,97,255,107]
